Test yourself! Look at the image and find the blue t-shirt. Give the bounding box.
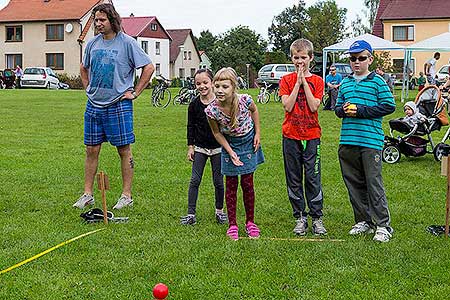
[83,31,152,107]
[325,73,343,85]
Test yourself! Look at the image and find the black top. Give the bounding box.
[187,96,221,149]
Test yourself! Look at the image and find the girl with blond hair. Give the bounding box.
[205,67,264,240]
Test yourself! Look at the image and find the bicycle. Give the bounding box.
[256,80,271,104]
[151,75,172,108]
[173,77,198,105]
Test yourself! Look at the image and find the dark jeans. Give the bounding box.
[187,151,224,215]
[282,137,323,219]
[338,145,391,229]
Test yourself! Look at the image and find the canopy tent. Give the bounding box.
[322,33,405,81]
[403,32,450,101]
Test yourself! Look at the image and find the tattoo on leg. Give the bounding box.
[129,157,135,169]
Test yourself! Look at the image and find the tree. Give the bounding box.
[304,0,348,52]
[195,30,217,53]
[209,25,267,76]
[364,0,380,31]
[265,51,289,64]
[351,14,370,37]
[268,1,307,56]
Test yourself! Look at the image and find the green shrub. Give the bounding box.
[57,73,83,89]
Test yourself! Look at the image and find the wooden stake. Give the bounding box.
[97,171,109,224]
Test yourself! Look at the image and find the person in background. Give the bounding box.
[424,52,440,85]
[324,65,342,110]
[417,72,426,91]
[375,66,394,93]
[14,65,23,88]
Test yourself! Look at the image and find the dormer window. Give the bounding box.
[151,23,157,31]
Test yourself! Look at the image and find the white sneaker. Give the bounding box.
[293,217,308,235]
[112,194,133,209]
[73,194,94,209]
[349,221,375,235]
[373,226,392,242]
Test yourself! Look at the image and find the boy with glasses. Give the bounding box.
[335,40,395,242]
[324,65,342,110]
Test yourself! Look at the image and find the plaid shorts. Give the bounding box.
[84,100,135,146]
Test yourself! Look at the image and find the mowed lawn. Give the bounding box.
[1,88,450,299]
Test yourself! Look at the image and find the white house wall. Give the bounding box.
[136,37,169,79]
[171,35,200,79]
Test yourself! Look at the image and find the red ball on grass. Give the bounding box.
[153,283,169,299]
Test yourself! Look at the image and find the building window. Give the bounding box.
[155,63,161,76]
[190,68,196,77]
[393,58,415,74]
[179,68,185,78]
[6,26,22,42]
[393,25,414,41]
[46,24,64,41]
[155,42,160,55]
[5,54,22,69]
[183,51,187,60]
[46,53,64,70]
[151,23,157,31]
[188,51,192,60]
[141,41,148,54]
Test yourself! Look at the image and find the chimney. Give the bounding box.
[130,13,134,17]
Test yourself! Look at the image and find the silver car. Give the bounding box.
[21,67,60,89]
[257,64,296,84]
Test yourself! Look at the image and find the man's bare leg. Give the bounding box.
[84,144,102,194]
[117,144,133,198]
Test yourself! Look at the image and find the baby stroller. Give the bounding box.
[382,85,449,163]
[1,69,16,89]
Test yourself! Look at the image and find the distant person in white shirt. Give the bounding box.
[424,52,440,85]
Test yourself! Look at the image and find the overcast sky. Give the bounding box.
[0,0,366,40]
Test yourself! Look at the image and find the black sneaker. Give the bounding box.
[180,215,196,225]
[215,212,228,225]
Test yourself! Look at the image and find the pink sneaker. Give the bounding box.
[246,222,260,239]
[226,225,239,241]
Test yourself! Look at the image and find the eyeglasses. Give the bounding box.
[330,69,336,72]
[349,56,370,62]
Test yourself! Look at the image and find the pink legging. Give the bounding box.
[225,173,255,226]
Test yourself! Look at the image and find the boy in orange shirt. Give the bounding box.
[279,38,326,236]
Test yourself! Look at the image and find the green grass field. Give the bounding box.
[2,88,450,299]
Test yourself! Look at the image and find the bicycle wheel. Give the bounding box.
[261,91,270,104]
[173,94,182,105]
[160,89,172,108]
[272,87,281,102]
[151,86,161,106]
[177,87,188,97]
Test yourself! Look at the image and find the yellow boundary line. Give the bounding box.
[1,228,106,275]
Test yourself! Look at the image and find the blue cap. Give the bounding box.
[348,40,372,54]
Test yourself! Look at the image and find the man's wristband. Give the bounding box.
[132,91,138,99]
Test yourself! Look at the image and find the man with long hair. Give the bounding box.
[73,3,154,210]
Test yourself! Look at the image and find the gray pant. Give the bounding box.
[338,145,391,228]
[187,151,224,215]
[283,137,323,219]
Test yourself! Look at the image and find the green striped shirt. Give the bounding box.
[336,72,395,150]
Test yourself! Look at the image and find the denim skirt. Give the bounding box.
[221,130,264,176]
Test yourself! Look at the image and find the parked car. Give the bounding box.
[21,67,60,89]
[257,64,296,84]
[436,64,449,85]
[332,63,352,78]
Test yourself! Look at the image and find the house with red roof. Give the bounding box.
[166,29,200,79]
[373,0,450,76]
[0,0,111,76]
[122,15,171,79]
